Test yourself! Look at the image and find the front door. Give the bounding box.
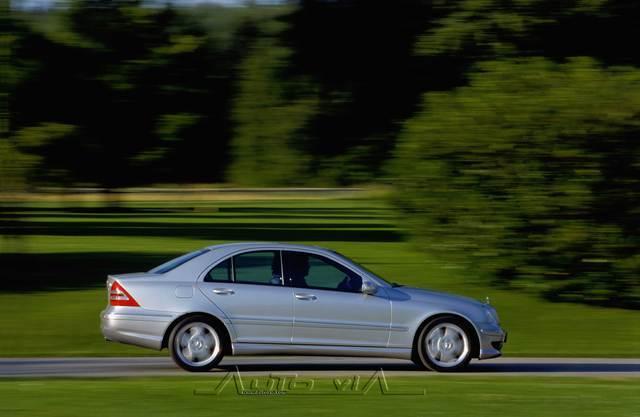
[284,251,391,347]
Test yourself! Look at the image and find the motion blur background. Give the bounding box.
[2,0,640,358]
[2,2,640,415]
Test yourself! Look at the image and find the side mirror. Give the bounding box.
[361,280,378,295]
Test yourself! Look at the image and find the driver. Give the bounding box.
[285,253,310,288]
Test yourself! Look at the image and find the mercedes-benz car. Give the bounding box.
[101,242,506,372]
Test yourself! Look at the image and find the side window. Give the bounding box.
[204,258,232,283]
[234,251,282,285]
[283,251,362,292]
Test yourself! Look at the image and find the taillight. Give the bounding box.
[109,281,140,307]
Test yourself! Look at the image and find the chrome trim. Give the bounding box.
[103,312,173,322]
[197,245,389,288]
[294,293,318,301]
[229,317,293,327]
[279,250,285,285]
[292,319,390,331]
[212,288,235,295]
[227,316,394,331]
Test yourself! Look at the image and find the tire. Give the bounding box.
[169,315,225,372]
[413,315,474,372]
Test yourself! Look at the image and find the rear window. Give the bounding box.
[149,249,210,274]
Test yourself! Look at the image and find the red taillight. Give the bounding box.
[109,281,140,307]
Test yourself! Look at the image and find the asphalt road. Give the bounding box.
[1,356,640,378]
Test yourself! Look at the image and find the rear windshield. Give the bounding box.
[149,249,210,274]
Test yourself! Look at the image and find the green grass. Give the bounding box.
[1,196,639,357]
[1,376,639,417]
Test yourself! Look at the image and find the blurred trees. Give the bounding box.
[3,0,640,306]
[5,0,270,190]
[1,0,48,191]
[229,19,317,186]
[392,1,640,307]
[229,0,448,185]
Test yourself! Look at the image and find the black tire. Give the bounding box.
[169,315,225,372]
[413,315,474,372]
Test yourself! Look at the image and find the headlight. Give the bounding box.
[484,306,499,324]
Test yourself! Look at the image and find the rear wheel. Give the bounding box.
[169,316,224,372]
[414,316,473,372]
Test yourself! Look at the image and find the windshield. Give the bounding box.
[149,249,210,274]
[329,250,392,286]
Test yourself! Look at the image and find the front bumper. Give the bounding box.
[477,323,507,359]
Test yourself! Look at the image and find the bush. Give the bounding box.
[391,57,640,308]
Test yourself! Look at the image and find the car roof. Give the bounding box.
[205,242,330,252]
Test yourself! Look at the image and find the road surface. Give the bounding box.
[1,356,639,378]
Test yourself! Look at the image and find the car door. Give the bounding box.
[198,250,293,344]
[284,250,391,347]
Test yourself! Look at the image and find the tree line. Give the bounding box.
[3,0,640,307]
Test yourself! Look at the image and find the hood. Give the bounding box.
[391,286,485,310]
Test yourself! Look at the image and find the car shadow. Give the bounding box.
[213,359,640,374]
[467,361,640,373]
[215,362,420,373]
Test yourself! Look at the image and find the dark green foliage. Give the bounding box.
[228,19,318,186]
[390,1,640,307]
[392,59,640,308]
[4,0,640,308]
[229,0,448,185]
[417,0,640,66]
[6,1,282,190]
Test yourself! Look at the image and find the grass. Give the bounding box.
[1,196,639,357]
[1,376,639,417]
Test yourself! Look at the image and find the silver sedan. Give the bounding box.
[101,242,506,372]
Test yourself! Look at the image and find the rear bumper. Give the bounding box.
[477,323,507,360]
[100,307,174,350]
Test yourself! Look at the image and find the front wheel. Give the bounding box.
[414,316,473,372]
[169,316,224,372]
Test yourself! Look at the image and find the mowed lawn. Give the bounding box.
[0,196,639,357]
[1,376,639,417]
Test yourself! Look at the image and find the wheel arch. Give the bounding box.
[412,312,481,359]
[162,312,233,355]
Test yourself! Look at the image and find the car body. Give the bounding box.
[101,242,506,372]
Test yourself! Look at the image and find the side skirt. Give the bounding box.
[232,342,412,360]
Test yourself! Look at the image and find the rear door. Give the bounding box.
[198,250,293,344]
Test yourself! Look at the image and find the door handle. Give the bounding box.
[213,288,235,295]
[295,293,317,301]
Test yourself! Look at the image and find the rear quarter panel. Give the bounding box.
[102,272,235,350]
